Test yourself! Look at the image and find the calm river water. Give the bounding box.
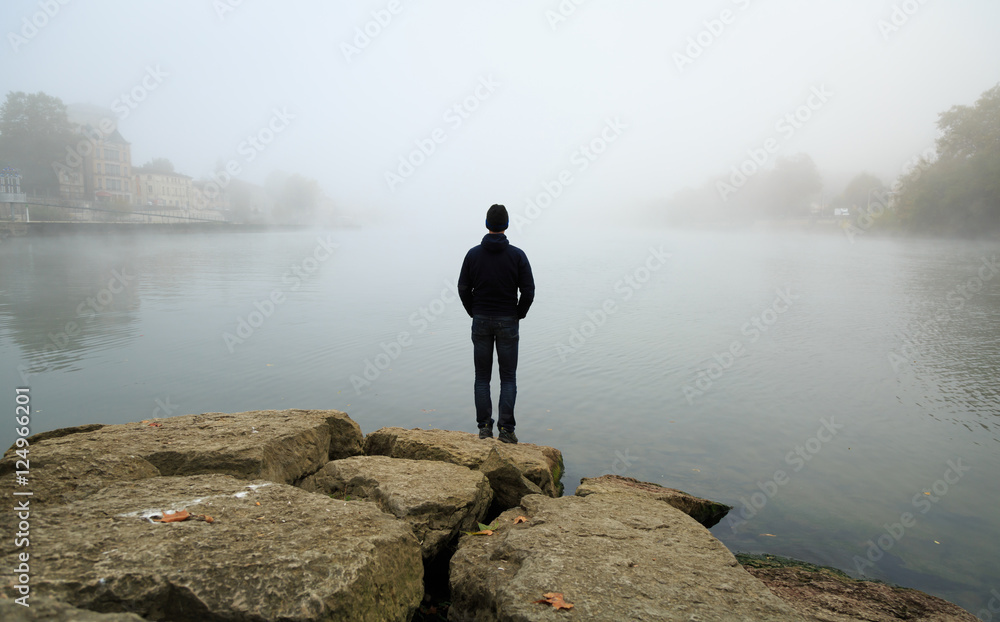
[1,225,998,615]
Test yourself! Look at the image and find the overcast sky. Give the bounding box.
[4,0,999,225]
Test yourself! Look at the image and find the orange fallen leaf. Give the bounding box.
[534,592,574,610]
[148,422,162,428]
[514,516,528,524]
[150,510,215,524]
[152,509,190,523]
[470,529,494,536]
[256,501,261,506]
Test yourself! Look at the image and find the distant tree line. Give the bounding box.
[893,83,1000,236]
[660,153,823,224]
[658,83,1000,237]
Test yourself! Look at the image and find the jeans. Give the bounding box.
[471,315,519,431]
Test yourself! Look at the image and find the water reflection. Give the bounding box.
[0,238,142,375]
[0,227,998,615]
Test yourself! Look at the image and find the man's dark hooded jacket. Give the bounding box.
[458,233,534,319]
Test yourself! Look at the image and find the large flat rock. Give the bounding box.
[364,427,563,506]
[0,452,161,507]
[298,455,493,559]
[449,493,805,621]
[0,597,146,621]
[0,474,423,622]
[576,474,732,528]
[1,409,363,505]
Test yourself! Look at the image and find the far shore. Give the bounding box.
[0,221,350,238]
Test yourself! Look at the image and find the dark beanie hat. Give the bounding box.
[486,204,508,231]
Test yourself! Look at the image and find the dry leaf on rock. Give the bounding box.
[150,510,214,524]
[152,509,190,523]
[533,592,574,610]
[513,516,528,524]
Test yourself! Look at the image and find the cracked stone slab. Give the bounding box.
[363,427,564,504]
[298,455,492,559]
[0,474,423,621]
[576,474,732,528]
[449,493,805,621]
[1,409,363,505]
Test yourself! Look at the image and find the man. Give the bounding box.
[458,204,534,444]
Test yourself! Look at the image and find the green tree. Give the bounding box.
[833,173,887,212]
[936,85,1000,160]
[0,91,75,195]
[895,83,1000,234]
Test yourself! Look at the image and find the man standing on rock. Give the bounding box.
[458,204,535,444]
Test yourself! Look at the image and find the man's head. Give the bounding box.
[486,204,508,233]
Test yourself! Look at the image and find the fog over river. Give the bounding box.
[4,0,1000,616]
[2,226,998,613]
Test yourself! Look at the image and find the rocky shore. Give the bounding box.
[1,409,976,621]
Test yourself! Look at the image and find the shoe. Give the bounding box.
[478,426,493,439]
[498,428,518,444]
